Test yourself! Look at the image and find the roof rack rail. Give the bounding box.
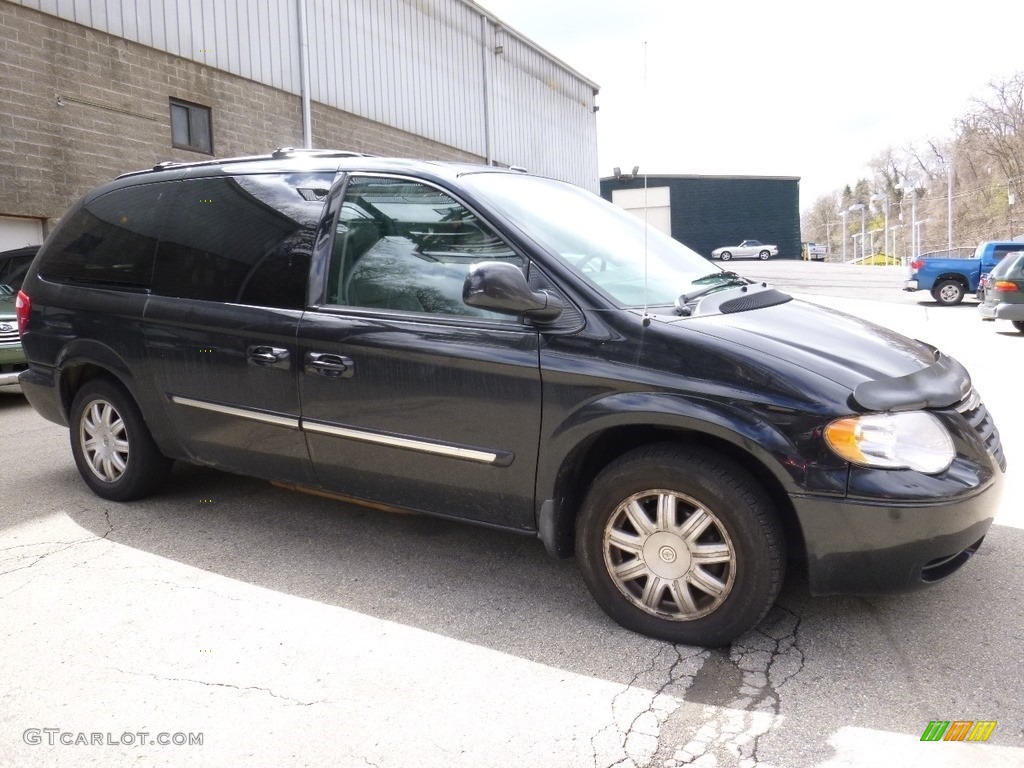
[117,148,379,179]
[271,147,377,159]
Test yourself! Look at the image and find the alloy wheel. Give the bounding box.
[602,489,736,621]
[79,398,130,483]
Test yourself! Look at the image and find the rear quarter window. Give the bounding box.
[37,183,168,287]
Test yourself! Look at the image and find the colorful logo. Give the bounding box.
[920,721,997,742]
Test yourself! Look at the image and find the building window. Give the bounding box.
[169,98,213,154]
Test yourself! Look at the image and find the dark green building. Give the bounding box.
[599,174,802,260]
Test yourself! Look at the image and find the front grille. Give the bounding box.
[0,326,19,343]
[956,389,1006,471]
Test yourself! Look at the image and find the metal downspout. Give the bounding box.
[297,0,313,149]
[481,14,493,165]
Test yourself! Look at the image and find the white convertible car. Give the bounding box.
[711,240,778,260]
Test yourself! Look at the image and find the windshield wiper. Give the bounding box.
[674,271,752,313]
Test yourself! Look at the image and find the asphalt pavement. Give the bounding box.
[1,261,1021,768]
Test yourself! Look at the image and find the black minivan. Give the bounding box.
[15,149,1005,645]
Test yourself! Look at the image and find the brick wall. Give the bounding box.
[0,1,483,225]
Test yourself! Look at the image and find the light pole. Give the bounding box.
[848,204,867,261]
[888,224,903,264]
[1008,183,1015,239]
[915,219,930,255]
[837,209,849,262]
[945,159,953,253]
[870,193,889,260]
[868,228,883,256]
[900,182,920,260]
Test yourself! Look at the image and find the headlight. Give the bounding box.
[824,412,955,474]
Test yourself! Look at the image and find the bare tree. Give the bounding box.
[806,72,1024,254]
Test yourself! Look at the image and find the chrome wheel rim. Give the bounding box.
[759,251,770,260]
[79,398,129,483]
[939,284,960,302]
[603,489,736,621]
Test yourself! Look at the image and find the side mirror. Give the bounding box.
[463,261,563,322]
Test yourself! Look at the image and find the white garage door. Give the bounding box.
[0,216,44,251]
[611,187,672,236]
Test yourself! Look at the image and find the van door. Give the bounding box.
[297,175,543,529]
[144,172,335,483]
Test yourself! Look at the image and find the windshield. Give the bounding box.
[461,173,717,307]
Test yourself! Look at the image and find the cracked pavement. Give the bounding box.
[3,269,1024,767]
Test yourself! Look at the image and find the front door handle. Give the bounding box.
[247,345,290,368]
[305,352,354,379]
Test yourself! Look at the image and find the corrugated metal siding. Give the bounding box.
[12,0,598,189]
[490,29,597,188]
[17,0,302,91]
[307,0,488,157]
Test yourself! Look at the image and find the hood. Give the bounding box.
[667,299,970,410]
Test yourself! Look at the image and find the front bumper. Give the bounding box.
[793,471,1003,595]
[978,301,1024,321]
[903,278,919,291]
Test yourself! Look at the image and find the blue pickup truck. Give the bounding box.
[904,241,1024,305]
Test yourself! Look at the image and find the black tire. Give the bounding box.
[931,279,965,306]
[1013,321,1024,333]
[719,251,732,261]
[69,378,173,501]
[758,250,771,260]
[575,444,785,646]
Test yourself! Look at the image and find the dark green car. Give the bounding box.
[0,284,27,394]
[979,250,1024,332]
[0,246,37,393]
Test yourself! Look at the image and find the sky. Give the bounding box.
[477,0,1024,211]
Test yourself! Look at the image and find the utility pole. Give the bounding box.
[946,159,953,253]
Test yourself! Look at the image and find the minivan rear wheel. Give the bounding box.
[575,444,784,646]
[70,379,172,501]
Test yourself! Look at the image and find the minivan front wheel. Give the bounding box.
[70,379,172,501]
[575,444,784,646]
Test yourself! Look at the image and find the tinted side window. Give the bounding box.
[152,173,333,309]
[326,176,523,317]
[37,184,168,287]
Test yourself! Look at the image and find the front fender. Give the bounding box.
[534,391,849,556]
[539,391,843,502]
